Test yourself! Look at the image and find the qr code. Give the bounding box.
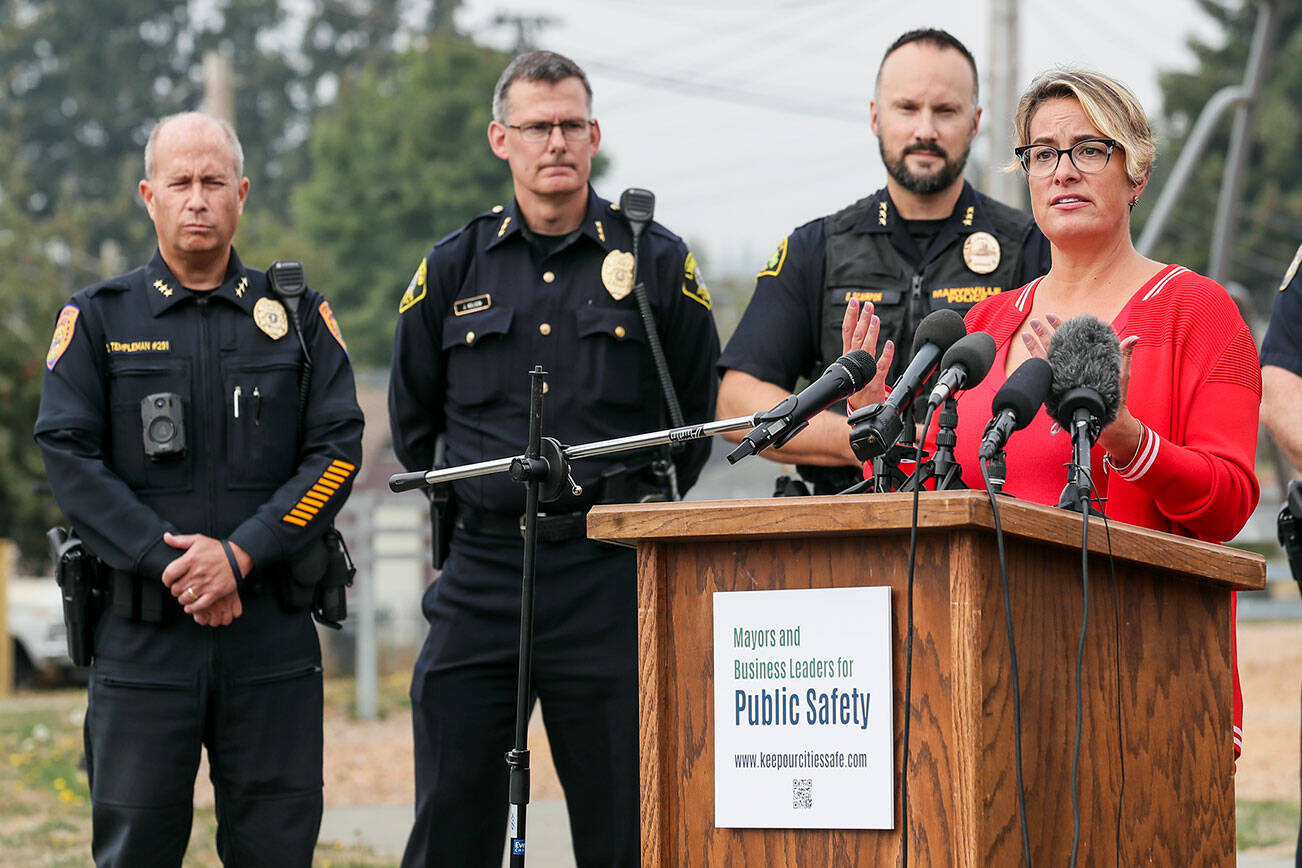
[792,778,812,810]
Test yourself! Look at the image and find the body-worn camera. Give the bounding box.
[141,392,186,460]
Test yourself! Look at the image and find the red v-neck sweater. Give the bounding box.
[954,264,1261,754]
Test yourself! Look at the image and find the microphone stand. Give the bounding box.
[388,378,764,865]
[1056,408,1104,517]
[894,399,966,493]
[926,397,964,491]
[505,367,578,867]
[984,449,1008,495]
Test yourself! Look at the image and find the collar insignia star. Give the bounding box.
[878,201,889,226]
[962,206,975,228]
[595,220,606,243]
[153,279,173,298]
[236,276,248,298]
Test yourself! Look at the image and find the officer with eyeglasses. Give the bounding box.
[717,28,1051,495]
[389,49,719,867]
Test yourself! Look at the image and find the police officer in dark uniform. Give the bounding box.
[34,112,364,866]
[1263,242,1302,473]
[388,50,718,868]
[718,28,1051,494]
[1260,241,1302,868]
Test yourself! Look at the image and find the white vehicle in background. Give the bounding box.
[8,575,82,685]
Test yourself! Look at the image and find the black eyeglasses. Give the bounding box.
[1014,138,1119,177]
[504,120,594,143]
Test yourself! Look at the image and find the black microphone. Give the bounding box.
[727,349,877,463]
[927,331,997,408]
[1044,315,1121,512]
[847,308,967,461]
[978,357,1053,460]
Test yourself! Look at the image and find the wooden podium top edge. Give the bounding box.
[587,490,1265,591]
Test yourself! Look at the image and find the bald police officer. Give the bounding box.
[389,51,719,867]
[35,112,364,865]
[718,28,1051,493]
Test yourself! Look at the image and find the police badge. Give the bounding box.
[962,231,1002,275]
[602,250,635,300]
[253,297,289,340]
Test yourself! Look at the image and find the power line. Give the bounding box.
[585,58,858,120]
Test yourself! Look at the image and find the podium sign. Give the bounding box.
[712,586,894,829]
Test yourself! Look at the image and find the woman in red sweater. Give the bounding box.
[841,68,1260,753]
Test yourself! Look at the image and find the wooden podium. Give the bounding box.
[587,491,1265,867]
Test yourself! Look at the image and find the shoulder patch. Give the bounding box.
[757,237,789,279]
[399,258,428,313]
[1281,243,1302,292]
[319,300,348,354]
[46,305,80,371]
[682,252,712,310]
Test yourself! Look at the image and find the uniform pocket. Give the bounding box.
[88,663,200,806]
[106,357,193,492]
[441,305,514,408]
[575,306,647,408]
[223,358,302,489]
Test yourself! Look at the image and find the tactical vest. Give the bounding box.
[817,194,1036,383]
[799,193,1036,495]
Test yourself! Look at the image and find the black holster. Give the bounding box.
[281,526,356,629]
[429,483,454,570]
[1279,481,1302,595]
[597,463,672,505]
[46,527,107,666]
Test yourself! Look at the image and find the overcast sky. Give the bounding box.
[455,0,1224,276]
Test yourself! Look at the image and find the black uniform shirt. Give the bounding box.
[719,182,1051,391]
[35,249,365,581]
[1261,243,1302,376]
[389,187,720,515]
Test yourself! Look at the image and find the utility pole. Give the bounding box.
[203,51,235,126]
[985,0,1022,208]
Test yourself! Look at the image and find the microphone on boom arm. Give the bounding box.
[727,349,878,464]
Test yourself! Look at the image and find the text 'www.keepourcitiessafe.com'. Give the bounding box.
[733,750,869,771]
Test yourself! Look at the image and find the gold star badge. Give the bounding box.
[878,201,889,226]
[153,279,173,297]
[236,276,248,298]
[962,206,975,228]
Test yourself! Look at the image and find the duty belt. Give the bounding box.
[454,504,589,542]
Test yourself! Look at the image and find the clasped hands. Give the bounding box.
[159,532,252,627]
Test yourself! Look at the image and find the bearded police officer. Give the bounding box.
[388,50,719,867]
[718,28,1051,494]
[35,112,364,865]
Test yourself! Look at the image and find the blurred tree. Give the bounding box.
[0,0,464,259]
[291,37,582,367]
[1140,0,1302,320]
[0,133,98,568]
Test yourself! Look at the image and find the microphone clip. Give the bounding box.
[847,402,904,463]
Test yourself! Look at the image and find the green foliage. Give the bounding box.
[1140,0,1302,317]
[290,38,518,367]
[0,134,97,568]
[1237,798,1300,851]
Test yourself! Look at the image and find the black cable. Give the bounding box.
[981,455,1032,867]
[628,226,685,430]
[1068,463,1092,868]
[899,403,936,868]
[1090,480,1127,859]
